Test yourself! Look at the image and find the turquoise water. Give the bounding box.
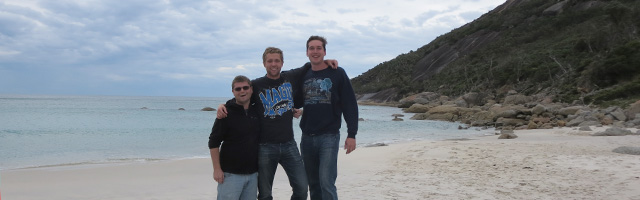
[0,95,493,170]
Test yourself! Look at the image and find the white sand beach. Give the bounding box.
[2,127,640,200]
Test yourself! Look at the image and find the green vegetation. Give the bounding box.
[351,0,640,107]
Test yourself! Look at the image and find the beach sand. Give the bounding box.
[2,127,640,200]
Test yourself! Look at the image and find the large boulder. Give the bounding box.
[592,127,636,136]
[427,105,460,115]
[461,92,488,107]
[423,113,457,122]
[410,113,428,120]
[527,121,538,129]
[627,115,640,126]
[489,105,529,119]
[601,115,615,125]
[454,98,468,108]
[404,104,431,113]
[578,121,601,127]
[470,111,494,121]
[567,116,586,126]
[414,92,441,105]
[531,117,551,124]
[503,94,533,105]
[612,146,640,155]
[201,107,216,111]
[624,100,640,120]
[531,104,546,115]
[469,111,494,126]
[558,106,587,116]
[496,117,527,127]
[606,106,627,121]
[498,130,518,139]
[495,109,519,119]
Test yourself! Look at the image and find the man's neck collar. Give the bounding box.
[311,63,328,71]
[235,100,250,109]
[266,74,281,80]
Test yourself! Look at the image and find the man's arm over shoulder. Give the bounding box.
[281,62,311,80]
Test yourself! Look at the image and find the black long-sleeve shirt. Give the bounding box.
[250,64,310,144]
[208,98,260,174]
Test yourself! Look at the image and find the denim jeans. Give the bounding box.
[300,133,340,200]
[217,172,258,200]
[258,140,308,200]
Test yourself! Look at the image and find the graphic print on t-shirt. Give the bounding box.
[303,78,332,105]
[258,82,294,119]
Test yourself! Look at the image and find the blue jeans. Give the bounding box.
[217,172,258,200]
[258,140,308,200]
[300,133,340,200]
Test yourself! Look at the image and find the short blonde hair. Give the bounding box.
[262,47,284,63]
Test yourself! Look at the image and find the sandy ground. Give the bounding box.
[2,127,640,200]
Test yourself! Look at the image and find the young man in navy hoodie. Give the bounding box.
[299,36,359,200]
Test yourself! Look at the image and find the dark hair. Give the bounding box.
[262,47,284,63]
[306,35,327,51]
[232,75,251,89]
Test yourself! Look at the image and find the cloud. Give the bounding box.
[0,49,20,56]
[105,74,132,81]
[0,0,506,97]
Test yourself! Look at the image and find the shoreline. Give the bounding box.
[1,125,494,171]
[2,126,640,199]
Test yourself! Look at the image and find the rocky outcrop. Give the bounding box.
[402,92,640,130]
[542,0,568,16]
[352,0,639,114]
[411,30,500,82]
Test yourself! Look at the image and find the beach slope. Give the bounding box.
[2,127,639,199]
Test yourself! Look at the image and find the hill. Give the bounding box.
[351,0,640,108]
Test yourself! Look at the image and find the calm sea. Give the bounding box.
[0,95,494,170]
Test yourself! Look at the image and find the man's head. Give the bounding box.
[262,47,284,79]
[306,36,327,66]
[231,75,252,106]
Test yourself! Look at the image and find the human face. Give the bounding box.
[232,81,252,106]
[306,40,326,65]
[263,53,283,79]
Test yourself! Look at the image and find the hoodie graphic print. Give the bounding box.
[258,82,294,119]
[303,78,332,105]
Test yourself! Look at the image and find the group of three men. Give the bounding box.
[208,35,359,200]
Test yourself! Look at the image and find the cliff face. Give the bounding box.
[410,30,500,82]
[352,0,640,107]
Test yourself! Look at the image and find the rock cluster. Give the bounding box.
[401,92,640,130]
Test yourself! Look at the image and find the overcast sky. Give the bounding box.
[0,0,505,97]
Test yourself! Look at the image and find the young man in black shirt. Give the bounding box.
[209,75,260,200]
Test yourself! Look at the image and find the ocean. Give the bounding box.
[0,95,494,170]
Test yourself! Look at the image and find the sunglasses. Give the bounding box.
[234,86,251,92]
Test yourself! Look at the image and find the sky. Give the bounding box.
[0,0,505,97]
